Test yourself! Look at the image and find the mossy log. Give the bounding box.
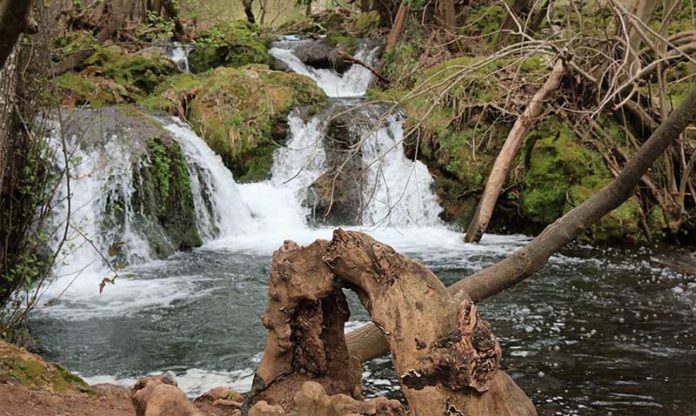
[247,231,536,416]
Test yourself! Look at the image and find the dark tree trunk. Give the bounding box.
[243,0,256,24]
[0,0,37,69]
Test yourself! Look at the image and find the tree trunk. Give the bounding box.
[437,0,456,36]
[464,58,567,243]
[346,86,696,363]
[243,0,256,24]
[378,2,409,71]
[53,0,129,75]
[496,0,532,47]
[0,0,36,69]
[161,0,186,40]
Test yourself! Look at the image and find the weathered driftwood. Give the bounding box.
[250,240,362,412]
[248,231,537,415]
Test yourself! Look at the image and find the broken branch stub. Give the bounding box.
[251,240,362,411]
[324,229,537,416]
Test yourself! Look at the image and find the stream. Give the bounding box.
[31,39,696,415]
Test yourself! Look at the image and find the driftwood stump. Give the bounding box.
[248,231,537,416]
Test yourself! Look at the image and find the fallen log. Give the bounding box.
[346,85,696,363]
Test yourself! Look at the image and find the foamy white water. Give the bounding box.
[269,41,378,98]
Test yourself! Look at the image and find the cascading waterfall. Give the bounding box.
[38,35,456,395]
[162,120,255,239]
[44,38,447,300]
[268,39,443,228]
[269,40,379,98]
[166,43,192,72]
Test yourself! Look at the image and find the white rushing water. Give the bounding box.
[166,43,192,73]
[269,40,378,98]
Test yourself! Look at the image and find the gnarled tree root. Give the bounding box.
[247,231,537,416]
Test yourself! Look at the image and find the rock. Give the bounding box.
[294,381,404,415]
[131,375,200,416]
[90,383,131,400]
[289,38,350,73]
[305,105,383,225]
[249,400,286,416]
[306,170,363,225]
[188,21,271,73]
[196,386,244,403]
[0,340,87,392]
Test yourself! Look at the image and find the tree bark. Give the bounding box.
[243,0,256,24]
[249,233,537,415]
[346,86,696,363]
[161,0,186,40]
[0,0,36,69]
[378,2,409,71]
[464,58,567,243]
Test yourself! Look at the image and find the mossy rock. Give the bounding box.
[85,45,177,92]
[55,45,177,107]
[140,72,204,114]
[189,21,272,73]
[55,72,135,107]
[0,340,87,392]
[131,135,202,257]
[187,65,326,182]
[521,120,648,243]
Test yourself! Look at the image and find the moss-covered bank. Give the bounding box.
[0,340,87,392]
[188,20,272,73]
[373,50,676,243]
[145,65,326,182]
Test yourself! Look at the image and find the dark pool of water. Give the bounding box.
[32,239,696,415]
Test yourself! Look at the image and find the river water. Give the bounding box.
[31,39,696,415]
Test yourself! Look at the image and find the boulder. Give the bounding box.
[290,38,350,73]
[131,375,200,416]
[304,106,370,225]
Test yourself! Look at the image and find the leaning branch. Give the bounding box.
[346,86,696,363]
[464,58,567,243]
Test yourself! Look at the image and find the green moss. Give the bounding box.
[189,21,271,73]
[55,72,134,107]
[187,65,326,182]
[0,341,87,392]
[86,45,176,92]
[56,45,176,106]
[461,3,506,38]
[521,120,646,242]
[136,137,202,254]
[140,73,205,113]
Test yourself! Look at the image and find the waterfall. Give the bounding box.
[43,37,446,300]
[46,125,155,295]
[269,41,379,98]
[162,120,254,239]
[166,43,192,73]
[268,38,443,228]
[361,115,443,227]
